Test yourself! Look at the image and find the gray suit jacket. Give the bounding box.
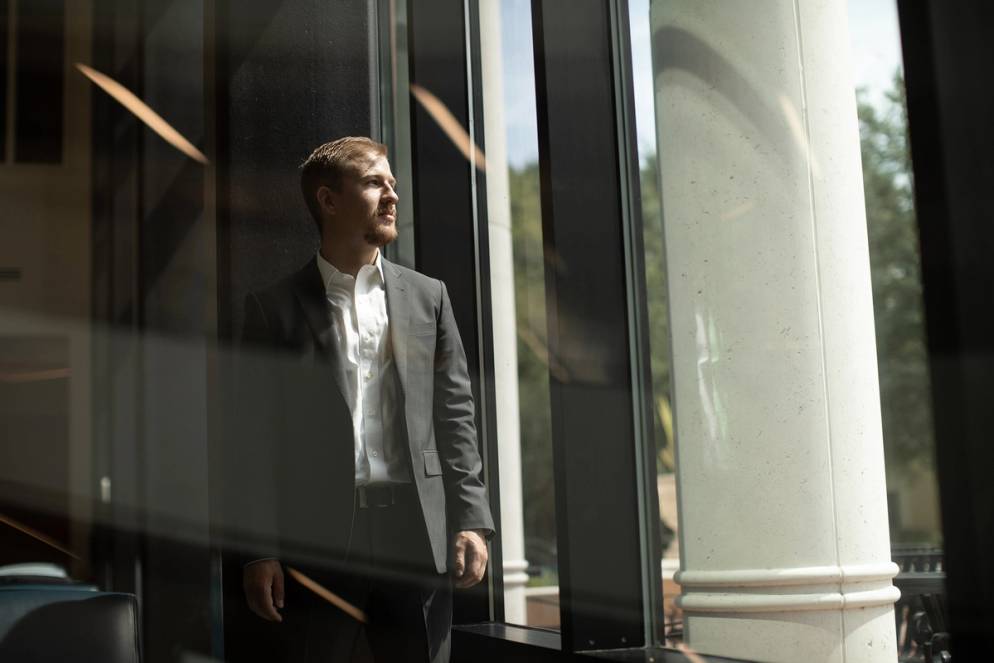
[226,257,494,574]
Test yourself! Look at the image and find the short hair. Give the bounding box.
[300,136,389,230]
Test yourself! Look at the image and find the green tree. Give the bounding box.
[859,74,938,543]
[859,75,935,473]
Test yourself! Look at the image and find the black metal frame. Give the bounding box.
[529,0,649,652]
[606,0,666,646]
[466,0,507,624]
[405,0,672,659]
[0,0,8,161]
[405,0,501,626]
[14,0,66,163]
[897,1,994,658]
[90,0,147,612]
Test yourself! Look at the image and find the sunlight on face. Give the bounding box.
[332,154,400,248]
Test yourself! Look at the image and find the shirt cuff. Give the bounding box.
[464,528,495,541]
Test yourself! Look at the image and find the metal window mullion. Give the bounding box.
[530,0,647,652]
[464,0,505,624]
[607,0,665,647]
[4,0,15,162]
[406,0,501,626]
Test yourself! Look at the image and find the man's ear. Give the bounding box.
[316,185,336,217]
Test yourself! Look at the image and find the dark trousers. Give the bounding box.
[227,485,451,663]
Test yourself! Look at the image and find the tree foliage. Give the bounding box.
[859,74,939,542]
[859,74,935,475]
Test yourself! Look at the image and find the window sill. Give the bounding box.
[453,623,751,662]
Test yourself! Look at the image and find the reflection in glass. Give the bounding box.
[1,1,406,660]
[848,2,944,658]
[482,0,560,629]
[639,0,928,658]
[629,0,680,645]
[0,0,952,659]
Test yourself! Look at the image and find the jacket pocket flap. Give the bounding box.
[423,450,443,476]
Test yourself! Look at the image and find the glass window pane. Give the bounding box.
[848,1,944,657]
[627,0,682,646]
[1,2,461,660]
[481,0,560,630]
[1,0,967,659]
[634,0,945,658]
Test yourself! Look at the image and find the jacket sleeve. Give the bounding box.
[433,281,496,537]
[221,292,283,562]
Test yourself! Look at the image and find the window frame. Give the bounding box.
[896,0,994,657]
[404,0,673,657]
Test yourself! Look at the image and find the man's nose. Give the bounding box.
[385,185,399,203]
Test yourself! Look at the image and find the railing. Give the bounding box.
[892,545,949,663]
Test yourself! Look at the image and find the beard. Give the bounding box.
[363,215,398,247]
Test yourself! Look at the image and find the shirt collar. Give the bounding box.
[316,250,384,292]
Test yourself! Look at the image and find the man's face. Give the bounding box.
[325,154,399,247]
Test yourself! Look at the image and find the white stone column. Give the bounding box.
[650,1,898,661]
[479,0,529,625]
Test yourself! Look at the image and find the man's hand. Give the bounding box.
[452,530,489,588]
[243,559,285,622]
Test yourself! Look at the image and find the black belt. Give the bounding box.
[356,483,414,508]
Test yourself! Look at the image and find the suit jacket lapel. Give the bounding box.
[383,257,410,399]
[292,258,349,404]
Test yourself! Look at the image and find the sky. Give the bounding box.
[499,0,905,169]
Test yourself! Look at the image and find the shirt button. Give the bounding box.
[366,371,373,379]
[371,451,379,457]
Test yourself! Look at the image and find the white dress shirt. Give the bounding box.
[317,251,409,486]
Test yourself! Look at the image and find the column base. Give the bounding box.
[676,563,899,662]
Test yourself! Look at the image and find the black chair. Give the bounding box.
[0,584,141,662]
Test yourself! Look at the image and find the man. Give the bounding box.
[231,137,494,662]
